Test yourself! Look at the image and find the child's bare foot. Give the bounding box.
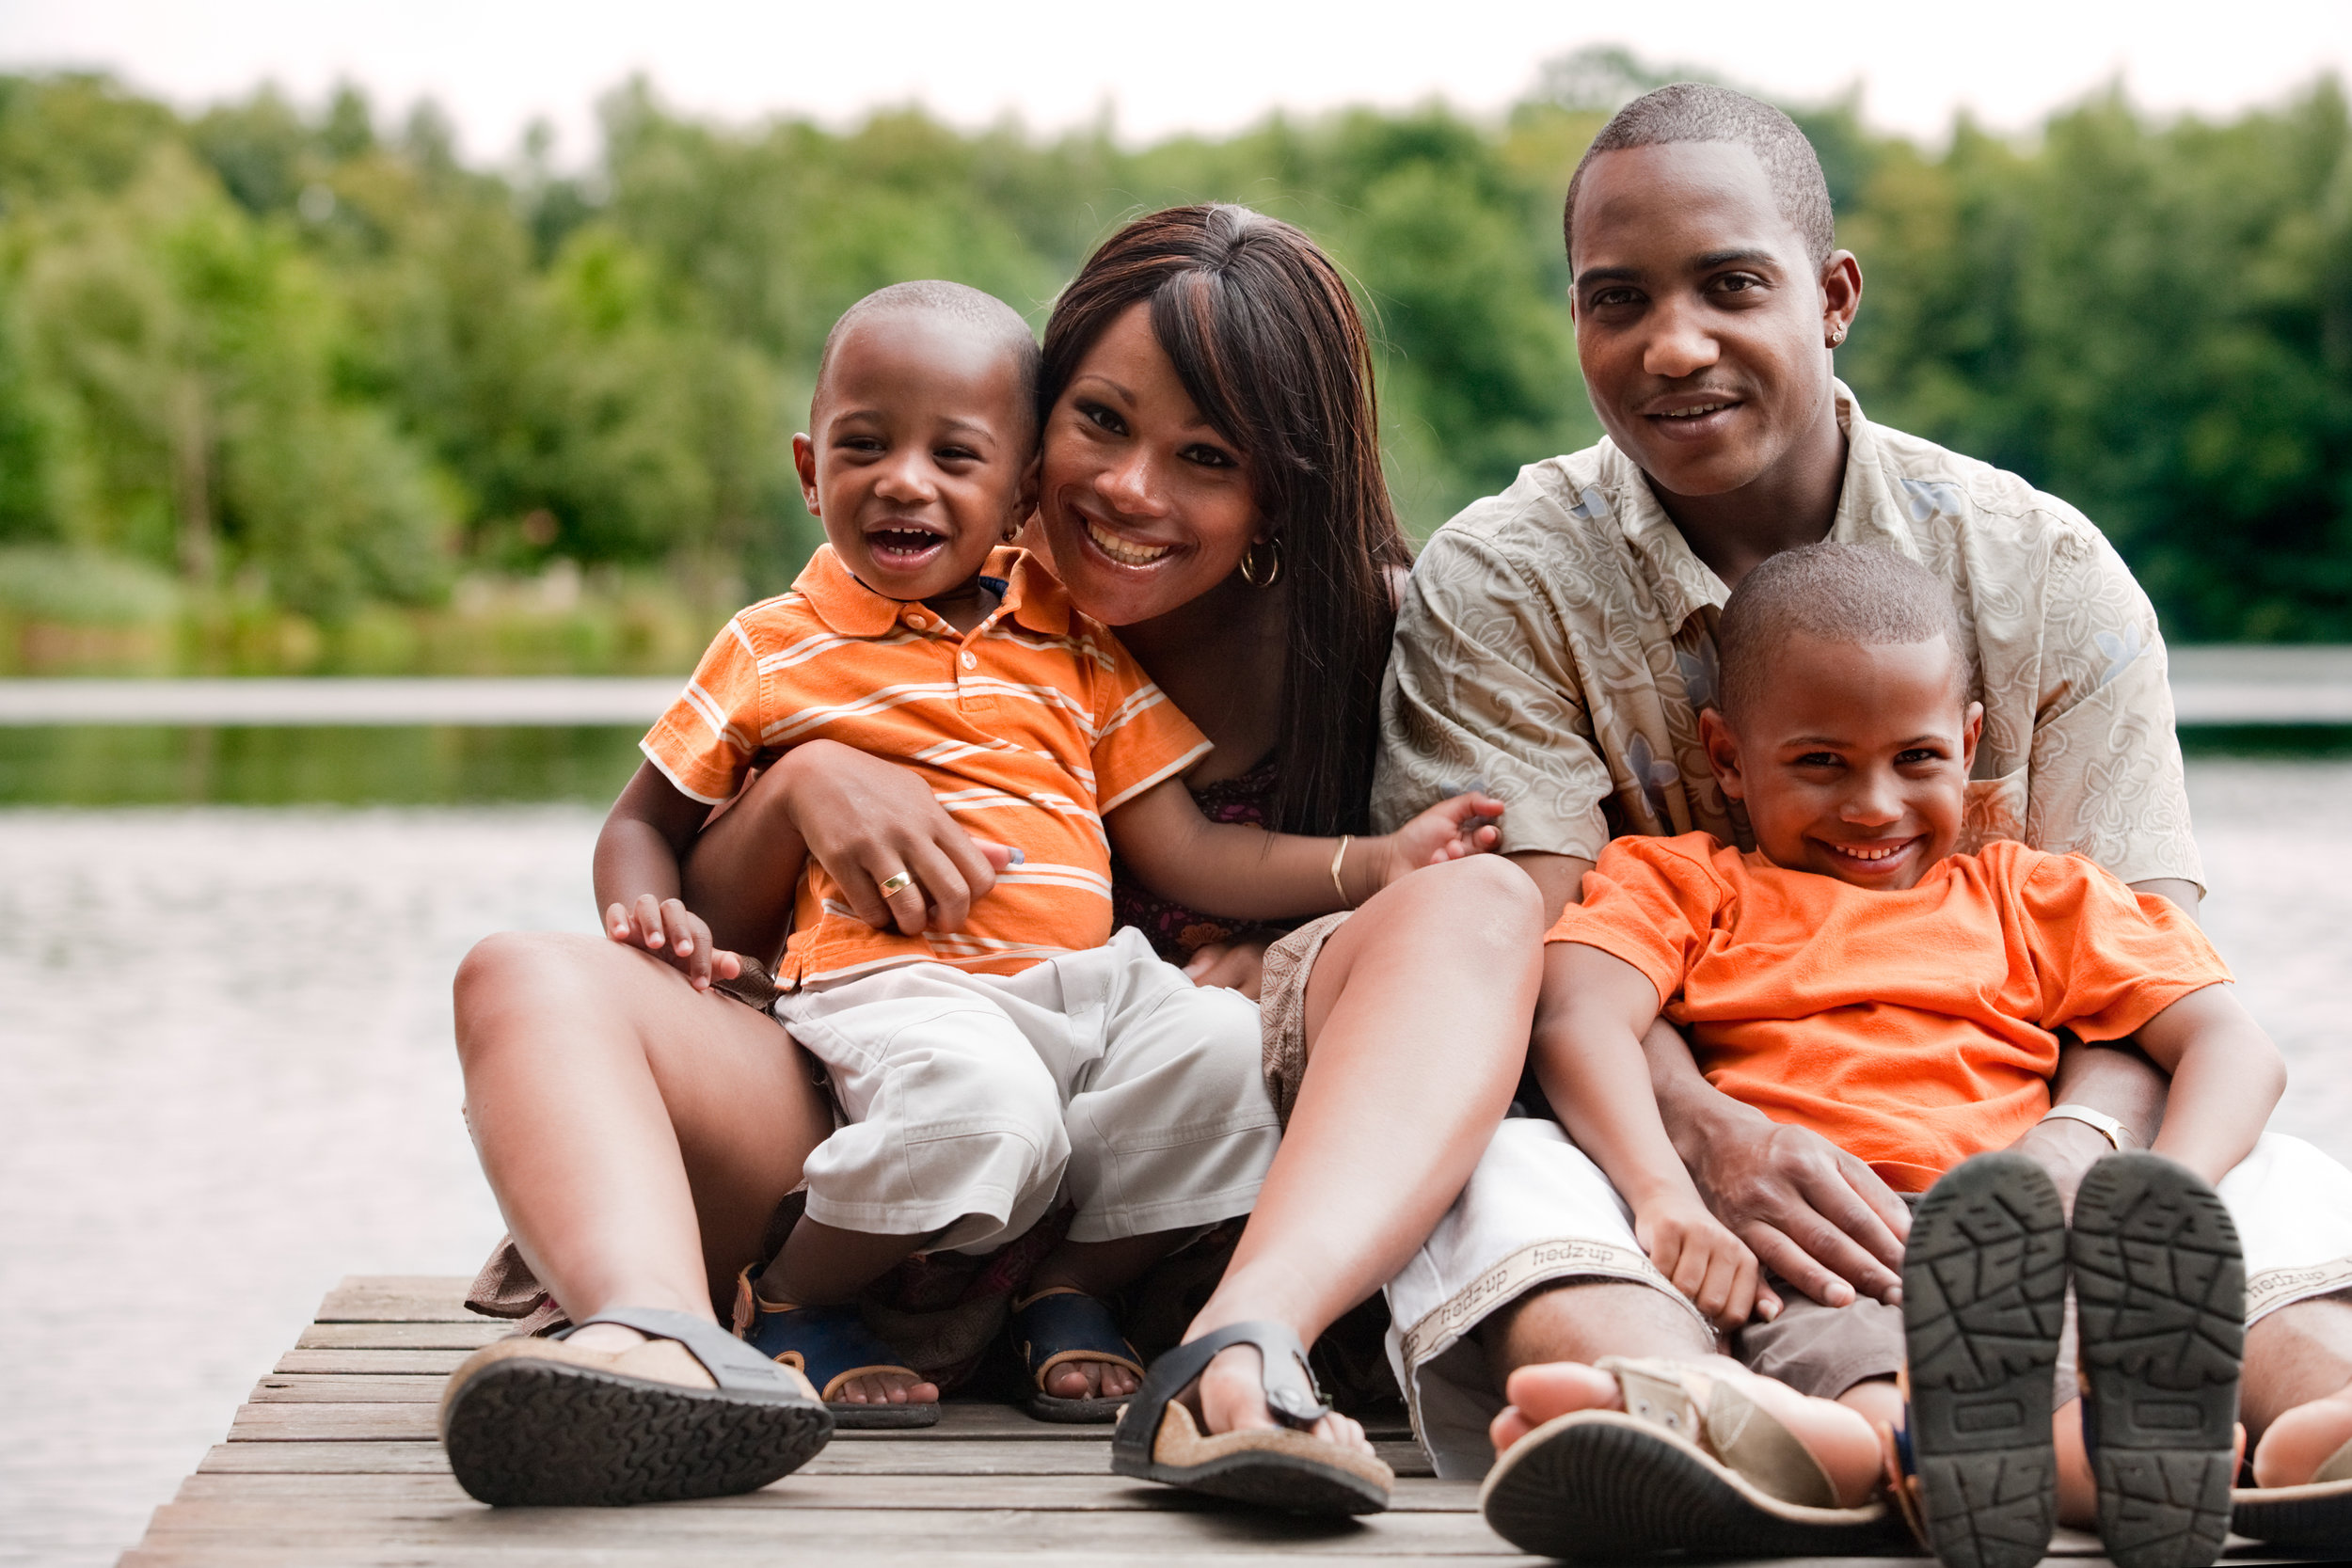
[1489,1357,1883,1508]
[1042,1356,1140,1402]
[829,1368,942,1405]
[1194,1342,1374,1456]
[2252,1380,2352,1487]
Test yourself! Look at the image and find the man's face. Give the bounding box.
[1569,141,1843,499]
[1701,634,1983,892]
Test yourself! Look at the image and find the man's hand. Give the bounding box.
[1677,1095,1912,1307]
[605,893,743,992]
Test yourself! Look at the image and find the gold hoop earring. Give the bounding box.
[1239,535,1283,588]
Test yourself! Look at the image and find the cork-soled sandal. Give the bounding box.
[1109,1321,1392,1514]
[1479,1355,1900,1561]
[438,1306,832,1507]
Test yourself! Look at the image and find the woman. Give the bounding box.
[447,205,1543,1510]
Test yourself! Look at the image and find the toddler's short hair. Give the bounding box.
[1716,542,1975,721]
[816,280,1041,432]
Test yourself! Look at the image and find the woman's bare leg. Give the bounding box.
[1182,855,1545,1441]
[453,932,850,1355]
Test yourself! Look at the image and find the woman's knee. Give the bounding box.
[453,931,615,1062]
[1385,853,1546,949]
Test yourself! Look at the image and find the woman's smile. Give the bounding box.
[1080,512,1178,568]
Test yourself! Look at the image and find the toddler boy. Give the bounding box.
[596,281,1494,1425]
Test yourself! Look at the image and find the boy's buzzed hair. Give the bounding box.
[1565,83,1835,267]
[816,280,1041,428]
[1716,542,1976,721]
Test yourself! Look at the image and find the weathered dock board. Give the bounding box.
[115,1276,2293,1565]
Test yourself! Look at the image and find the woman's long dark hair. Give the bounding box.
[1041,204,1411,837]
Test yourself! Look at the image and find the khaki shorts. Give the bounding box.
[1256,911,1348,1124]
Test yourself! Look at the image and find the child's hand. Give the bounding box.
[1634,1194,1767,1331]
[1369,792,1505,891]
[604,894,744,993]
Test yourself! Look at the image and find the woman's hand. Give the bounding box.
[1367,792,1505,891]
[1182,933,1277,999]
[774,740,1015,936]
[1633,1191,1772,1331]
[604,893,743,992]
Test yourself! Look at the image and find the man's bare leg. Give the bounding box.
[2245,1293,2352,1486]
[453,931,838,1359]
[1182,855,1545,1450]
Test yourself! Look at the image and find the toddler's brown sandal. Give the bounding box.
[438,1306,831,1506]
[1477,1355,1900,1561]
[1109,1321,1391,1514]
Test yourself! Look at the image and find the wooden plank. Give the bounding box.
[125,1552,1528,1568]
[126,1500,1541,1555]
[172,1471,1483,1513]
[248,1375,445,1403]
[275,1349,469,1375]
[314,1275,476,1323]
[227,1403,435,1441]
[198,1442,453,1475]
[295,1322,507,1351]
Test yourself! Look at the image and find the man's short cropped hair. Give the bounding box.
[1716,542,1975,721]
[815,280,1041,427]
[1564,83,1835,268]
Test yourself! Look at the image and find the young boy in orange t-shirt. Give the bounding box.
[1482,543,2285,1568]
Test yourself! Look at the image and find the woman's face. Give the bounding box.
[1036,301,1263,626]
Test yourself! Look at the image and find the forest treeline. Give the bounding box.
[2,55,2348,673]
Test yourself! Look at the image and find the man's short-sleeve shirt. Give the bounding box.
[1374,383,2202,890]
[643,544,1211,988]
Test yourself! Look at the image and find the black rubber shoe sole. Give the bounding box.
[1903,1151,2070,1568]
[1477,1413,1902,1562]
[442,1357,834,1507]
[2072,1152,2244,1568]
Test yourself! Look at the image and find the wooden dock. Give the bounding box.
[116,1275,2290,1565]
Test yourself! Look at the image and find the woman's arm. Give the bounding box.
[1105,776,1503,920]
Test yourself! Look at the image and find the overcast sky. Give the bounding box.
[4,1,2347,165]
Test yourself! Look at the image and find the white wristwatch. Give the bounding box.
[2041,1102,2129,1151]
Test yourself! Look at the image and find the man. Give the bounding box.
[1373,82,2352,1549]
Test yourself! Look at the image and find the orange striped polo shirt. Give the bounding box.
[642,544,1211,988]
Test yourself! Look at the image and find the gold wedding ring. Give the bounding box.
[877,871,915,898]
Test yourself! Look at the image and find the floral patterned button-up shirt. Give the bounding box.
[1374,383,2203,892]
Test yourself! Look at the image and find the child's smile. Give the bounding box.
[1701,633,1983,892]
[794,308,1037,625]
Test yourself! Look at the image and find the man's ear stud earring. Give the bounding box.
[1829,324,1847,345]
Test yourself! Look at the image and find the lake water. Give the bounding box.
[4,760,2351,1565]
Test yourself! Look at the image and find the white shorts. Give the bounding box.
[1385,1117,2352,1480]
[775,926,1279,1256]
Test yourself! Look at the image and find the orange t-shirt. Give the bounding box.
[642,545,1211,988]
[1545,833,2232,1191]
